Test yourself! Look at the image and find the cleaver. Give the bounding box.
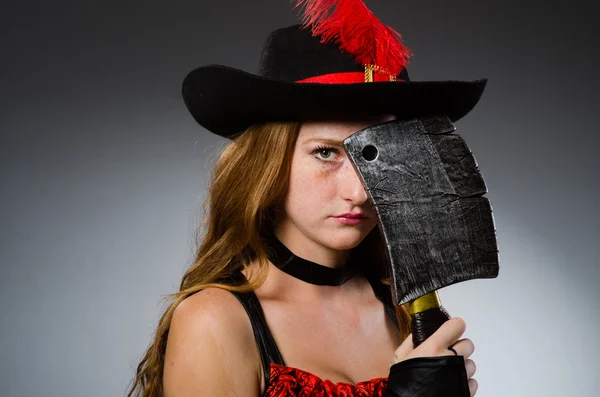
[343,113,499,347]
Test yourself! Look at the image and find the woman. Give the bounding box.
[127,118,478,397]
[127,2,485,396]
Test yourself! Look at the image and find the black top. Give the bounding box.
[227,271,400,390]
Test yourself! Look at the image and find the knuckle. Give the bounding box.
[469,378,478,396]
[466,359,476,375]
[463,338,475,351]
[453,317,466,329]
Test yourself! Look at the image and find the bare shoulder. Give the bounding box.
[163,287,261,397]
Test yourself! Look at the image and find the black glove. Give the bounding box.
[383,356,470,397]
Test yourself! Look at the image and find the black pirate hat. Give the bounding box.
[182,1,487,139]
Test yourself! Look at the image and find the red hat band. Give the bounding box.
[296,64,404,84]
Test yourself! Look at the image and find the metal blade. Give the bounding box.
[343,114,499,305]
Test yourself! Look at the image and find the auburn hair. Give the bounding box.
[126,121,412,397]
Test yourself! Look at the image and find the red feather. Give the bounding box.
[291,0,412,76]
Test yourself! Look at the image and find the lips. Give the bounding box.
[335,213,365,219]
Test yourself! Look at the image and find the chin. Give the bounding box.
[327,228,373,250]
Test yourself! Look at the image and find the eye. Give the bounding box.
[311,145,340,163]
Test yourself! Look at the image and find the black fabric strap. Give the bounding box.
[228,271,286,389]
[263,230,362,286]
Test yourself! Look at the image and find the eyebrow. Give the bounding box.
[302,138,344,146]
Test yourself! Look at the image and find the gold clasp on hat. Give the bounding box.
[364,64,397,82]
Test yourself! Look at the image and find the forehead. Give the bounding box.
[298,114,396,143]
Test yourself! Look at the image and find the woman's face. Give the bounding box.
[275,114,396,264]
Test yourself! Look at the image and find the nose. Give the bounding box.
[340,159,369,205]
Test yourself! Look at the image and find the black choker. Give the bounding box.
[262,230,361,286]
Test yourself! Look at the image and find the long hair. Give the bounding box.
[126,121,412,397]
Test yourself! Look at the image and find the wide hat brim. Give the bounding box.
[182,64,488,139]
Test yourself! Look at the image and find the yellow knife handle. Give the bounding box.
[408,291,452,347]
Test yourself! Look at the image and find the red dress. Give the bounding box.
[264,362,389,397]
[229,272,399,397]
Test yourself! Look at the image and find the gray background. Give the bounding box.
[1,1,598,396]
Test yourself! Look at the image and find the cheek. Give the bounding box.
[287,160,336,206]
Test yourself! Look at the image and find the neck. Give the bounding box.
[273,226,352,269]
[248,224,362,302]
[253,261,366,304]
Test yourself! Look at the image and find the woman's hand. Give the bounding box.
[391,317,478,397]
